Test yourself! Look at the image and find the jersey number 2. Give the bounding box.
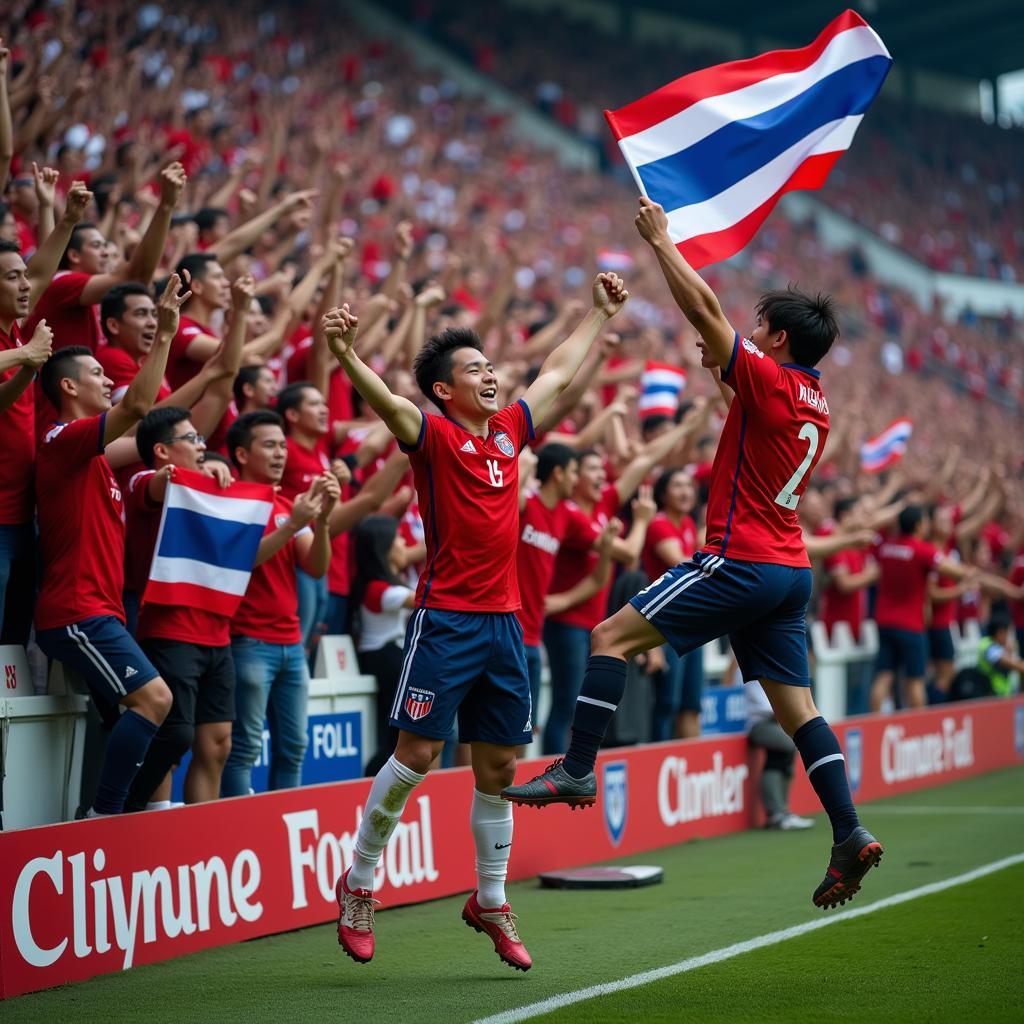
[487,458,504,488]
[774,423,819,510]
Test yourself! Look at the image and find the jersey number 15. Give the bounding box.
[487,458,504,488]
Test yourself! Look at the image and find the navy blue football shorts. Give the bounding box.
[37,615,160,712]
[877,626,928,678]
[927,626,955,662]
[629,551,813,687]
[389,608,533,746]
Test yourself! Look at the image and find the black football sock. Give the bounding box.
[793,716,860,844]
[563,655,627,779]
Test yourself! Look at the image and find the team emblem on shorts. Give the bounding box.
[844,728,863,794]
[602,761,628,846]
[494,432,515,458]
[405,687,435,721]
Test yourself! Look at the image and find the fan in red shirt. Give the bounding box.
[507,197,881,914]
[33,274,191,816]
[641,467,705,742]
[819,497,879,644]
[869,506,973,712]
[121,408,244,812]
[221,410,337,798]
[321,273,628,969]
[924,505,973,701]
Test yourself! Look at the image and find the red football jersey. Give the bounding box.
[280,436,331,500]
[641,512,697,582]
[821,548,868,641]
[166,314,216,391]
[0,321,35,525]
[928,542,960,629]
[516,492,594,646]
[547,484,618,630]
[231,493,307,644]
[35,415,126,630]
[23,271,101,352]
[403,400,534,612]
[97,344,172,404]
[873,536,942,632]
[704,335,830,568]
[125,469,231,646]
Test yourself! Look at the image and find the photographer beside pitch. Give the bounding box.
[505,198,883,911]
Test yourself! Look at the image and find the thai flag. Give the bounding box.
[639,361,687,419]
[604,10,891,268]
[861,418,912,473]
[597,247,635,273]
[144,468,274,617]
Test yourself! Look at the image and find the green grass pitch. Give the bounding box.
[6,765,1023,1024]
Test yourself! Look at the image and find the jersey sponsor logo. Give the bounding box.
[797,382,829,415]
[879,543,915,561]
[520,523,560,555]
[741,338,764,358]
[405,687,435,721]
[844,728,863,794]
[44,423,67,443]
[602,761,628,847]
[124,666,137,680]
[459,439,477,453]
[493,432,515,458]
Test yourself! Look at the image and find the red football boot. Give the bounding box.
[462,891,532,971]
[336,868,379,963]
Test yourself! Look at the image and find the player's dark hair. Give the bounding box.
[0,237,19,256]
[40,346,93,409]
[412,327,483,408]
[985,613,1011,638]
[898,505,925,537]
[234,364,267,407]
[276,381,317,429]
[194,206,229,234]
[351,515,404,615]
[226,410,284,470]
[59,222,99,269]
[576,448,601,465]
[136,407,192,468]
[176,252,218,287]
[653,467,689,511]
[834,496,859,522]
[756,285,838,368]
[100,282,154,339]
[536,443,578,484]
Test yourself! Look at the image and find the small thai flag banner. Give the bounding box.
[604,9,891,268]
[145,468,274,616]
[639,361,687,420]
[596,247,635,273]
[861,418,912,473]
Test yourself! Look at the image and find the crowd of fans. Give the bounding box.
[401,0,1024,281]
[0,0,1021,819]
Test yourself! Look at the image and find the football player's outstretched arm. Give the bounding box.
[521,273,628,428]
[634,197,734,369]
[322,304,423,448]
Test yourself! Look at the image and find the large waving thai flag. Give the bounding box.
[605,10,891,268]
[639,361,687,420]
[861,418,912,473]
[145,468,274,617]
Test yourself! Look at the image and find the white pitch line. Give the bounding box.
[471,852,1024,1024]
[865,806,1024,815]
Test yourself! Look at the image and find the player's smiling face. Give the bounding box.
[445,347,499,418]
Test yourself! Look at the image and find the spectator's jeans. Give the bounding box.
[222,637,309,795]
[651,644,684,742]
[323,593,350,637]
[0,523,34,646]
[542,621,591,754]
[296,569,328,649]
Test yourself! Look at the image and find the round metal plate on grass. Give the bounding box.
[538,865,664,889]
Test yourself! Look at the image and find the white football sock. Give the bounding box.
[347,755,426,892]
[472,789,513,908]
[145,800,173,811]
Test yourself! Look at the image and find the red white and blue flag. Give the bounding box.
[604,9,891,268]
[639,361,687,419]
[145,468,274,617]
[861,418,912,473]
[596,247,635,273]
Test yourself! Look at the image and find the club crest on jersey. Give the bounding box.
[844,728,863,794]
[494,432,515,458]
[602,761,628,846]
[405,687,435,721]
[742,338,764,358]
